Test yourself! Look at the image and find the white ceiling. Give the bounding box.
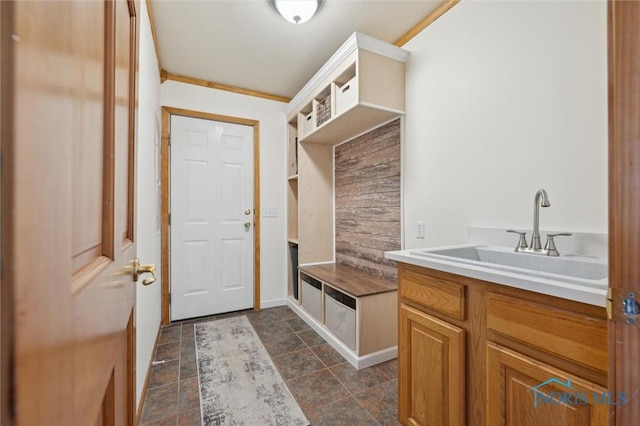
[150,0,443,100]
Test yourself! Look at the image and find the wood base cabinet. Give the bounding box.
[397,262,609,426]
[399,304,465,426]
[487,343,608,426]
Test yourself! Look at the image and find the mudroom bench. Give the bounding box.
[287,262,398,369]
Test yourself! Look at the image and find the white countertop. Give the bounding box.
[386,245,608,307]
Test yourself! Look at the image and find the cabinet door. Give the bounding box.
[487,343,609,426]
[399,304,465,426]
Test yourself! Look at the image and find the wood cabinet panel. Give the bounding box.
[297,142,333,264]
[358,49,405,112]
[487,293,608,373]
[397,262,609,426]
[399,304,464,426]
[399,263,465,320]
[487,343,608,426]
[359,291,398,355]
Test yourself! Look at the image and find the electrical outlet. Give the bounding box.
[416,221,425,239]
[263,206,278,218]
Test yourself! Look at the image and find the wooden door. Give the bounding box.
[398,303,465,426]
[608,2,640,425]
[1,0,142,424]
[170,114,254,320]
[487,343,608,426]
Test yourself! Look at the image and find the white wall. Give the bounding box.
[161,81,288,307]
[135,0,162,409]
[402,0,608,249]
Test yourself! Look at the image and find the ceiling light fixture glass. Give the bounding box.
[270,0,322,24]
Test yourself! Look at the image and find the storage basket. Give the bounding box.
[315,95,332,127]
[301,275,322,321]
[325,287,356,350]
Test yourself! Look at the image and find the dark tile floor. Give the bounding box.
[139,305,399,426]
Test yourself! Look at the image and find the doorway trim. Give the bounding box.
[161,106,261,325]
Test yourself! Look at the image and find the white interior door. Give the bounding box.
[170,115,254,321]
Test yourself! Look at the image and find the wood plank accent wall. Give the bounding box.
[335,119,401,280]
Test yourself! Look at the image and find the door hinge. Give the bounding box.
[168,213,171,226]
[607,287,640,325]
[168,133,171,146]
[168,293,171,304]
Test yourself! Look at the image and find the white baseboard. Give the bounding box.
[286,297,397,369]
[260,298,287,309]
[356,346,398,369]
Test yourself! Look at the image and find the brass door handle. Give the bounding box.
[133,258,156,286]
[244,222,251,229]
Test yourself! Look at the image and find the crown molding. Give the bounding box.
[394,0,460,47]
[162,71,291,103]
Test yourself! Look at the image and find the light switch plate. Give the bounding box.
[416,221,425,239]
[263,206,278,218]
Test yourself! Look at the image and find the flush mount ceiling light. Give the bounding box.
[270,0,323,24]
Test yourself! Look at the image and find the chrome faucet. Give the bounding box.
[507,189,572,256]
[531,189,550,251]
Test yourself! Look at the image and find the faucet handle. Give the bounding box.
[544,233,572,256]
[507,230,528,251]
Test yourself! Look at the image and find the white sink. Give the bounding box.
[410,245,607,287]
[386,245,608,306]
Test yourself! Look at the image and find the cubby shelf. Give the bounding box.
[286,32,409,146]
[284,32,407,367]
[300,104,402,145]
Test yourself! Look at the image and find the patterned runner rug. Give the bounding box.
[195,316,309,426]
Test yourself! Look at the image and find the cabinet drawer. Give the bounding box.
[486,293,607,372]
[399,265,465,320]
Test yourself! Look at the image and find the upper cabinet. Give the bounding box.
[285,32,409,145]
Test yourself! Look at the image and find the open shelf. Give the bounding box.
[283,32,407,368]
[300,104,402,145]
[286,32,408,146]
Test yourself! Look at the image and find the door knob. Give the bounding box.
[244,222,251,229]
[133,258,156,286]
[244,208,251,215]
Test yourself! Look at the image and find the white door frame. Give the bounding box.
[161,106,261,324]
